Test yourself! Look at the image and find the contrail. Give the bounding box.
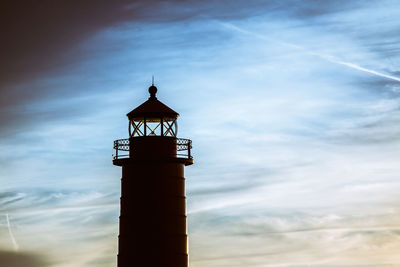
[222,23,400,83]
[5,214,19,251]
[326,58,400,82]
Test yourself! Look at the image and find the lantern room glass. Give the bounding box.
[129,117,177,137]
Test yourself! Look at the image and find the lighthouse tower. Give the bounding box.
[112,83,193,267]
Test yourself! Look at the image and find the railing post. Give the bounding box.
[188,140,191,159]
[116,141,119,159]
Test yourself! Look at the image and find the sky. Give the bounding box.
[1,0,400,266]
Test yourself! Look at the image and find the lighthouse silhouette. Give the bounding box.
[113,82,193,267]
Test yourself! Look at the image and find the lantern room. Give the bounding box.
[127,84,179,137]
[112,83,192,165]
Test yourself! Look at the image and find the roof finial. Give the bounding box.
[149,76,157,100]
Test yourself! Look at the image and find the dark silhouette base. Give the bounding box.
[116,138,191,267]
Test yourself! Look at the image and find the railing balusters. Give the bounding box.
[113,138,192,160]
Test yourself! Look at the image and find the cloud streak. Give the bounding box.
[223,22,400,83]
[327,58,400,82]
[5,214,18,251]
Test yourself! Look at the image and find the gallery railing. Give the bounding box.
[113,138,192,160]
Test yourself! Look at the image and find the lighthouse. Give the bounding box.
[112,83,193,267]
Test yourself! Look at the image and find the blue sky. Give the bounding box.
[1,1,400,266]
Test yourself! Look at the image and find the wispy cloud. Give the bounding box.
[222,22,400,83]
[5,214,18,251]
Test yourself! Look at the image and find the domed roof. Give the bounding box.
[127,85,179,119]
